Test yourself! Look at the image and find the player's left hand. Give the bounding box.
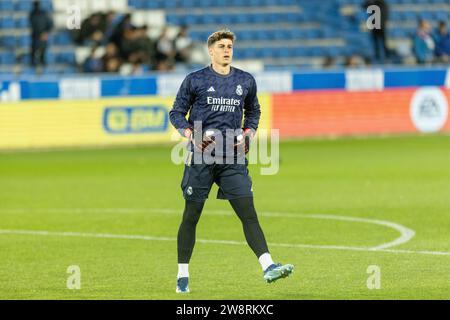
[234,128,254,154]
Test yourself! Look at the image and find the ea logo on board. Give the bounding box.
[410,87,448,133]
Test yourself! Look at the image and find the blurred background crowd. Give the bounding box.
[0,0,449,75]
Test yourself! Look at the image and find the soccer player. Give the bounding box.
[169,29,294,293]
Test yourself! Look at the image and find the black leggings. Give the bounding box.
[177,197,269,263]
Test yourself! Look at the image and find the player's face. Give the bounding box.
[209,39,233,66]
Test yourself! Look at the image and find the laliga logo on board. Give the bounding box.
[410,87,448,133]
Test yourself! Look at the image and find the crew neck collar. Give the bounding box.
[209,64,234,78]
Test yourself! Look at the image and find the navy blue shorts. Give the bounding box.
[180,154,253,202]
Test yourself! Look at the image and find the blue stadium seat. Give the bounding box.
[324,46,340,57]
[230,0,249,6]
[310,47,325,56]
[188,31,202,41]
[216,0,228,7]
[145,0,160,9]
[289,29,304,39]
[16,35,31,48]
[198,0,213,7]
[260,47,275,58]
[0,1,14,11]
[255,30,270,41]
[165,15,178,25]
[58,52,76,64]
[19,53,30,65]
[355,11,368,23]
[15,16,29,28]
[402,11,418,21]
[128,0,139,8]
[185,14,201,25]
[15,1,33,12]
[250,13,267,24]
[61,66,77,74]
[200,14,215,24]
[278,48,291,58]
[304,29,321,39]
[235,14,249,24]
[433,11,448,21]
[418,11,434,20]
[0,17,15,29]
[247,0,263,7]
[321,28,338,38]
[236,31,253,41]
[245,48,259,59]
[217,14,234,25]
[46,52,57,64]
[179,0,195,8]
[43,0,53,10]
[42,66,60,74]
[22,67,37,75]
[163,0,178,9]
[295,47,310,57]
[279,0,295,5]
[0,35,16,47]
[54,32,72,45]
[174,15,187,25]
[0,52,16,65]
[272,29,290,40]
[390,11,403,21]
[285,12,302,23]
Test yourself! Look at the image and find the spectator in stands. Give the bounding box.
[174,26,193,66]
[322,56,336,69]
[434,21,450,63]
[104,56,121,73]
[82,46,103,73]
[29,0,53,67]
[413,19,435,64]
[362,0,389,63]
[344,54,366,67]
[132,25,156,66]
[120,26,139,61]
[119,55,145,76]
[75,13,105,46]
[102,11,120,45]
[155,27,176,71]
[110,13,133,54]
[101,42,120,72]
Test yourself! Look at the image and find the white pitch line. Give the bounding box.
[1,207,414,250]
[0,228,448,256]
[0,207,446,256]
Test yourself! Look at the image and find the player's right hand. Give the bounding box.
[185,128,215,152]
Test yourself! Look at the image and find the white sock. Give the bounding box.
[177,263,189,278]
[258,253,275,271]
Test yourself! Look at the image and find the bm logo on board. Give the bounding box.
[103,106,168,134]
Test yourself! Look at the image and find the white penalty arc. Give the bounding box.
[0,208,448,256]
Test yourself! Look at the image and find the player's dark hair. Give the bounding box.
[207,29,235,47]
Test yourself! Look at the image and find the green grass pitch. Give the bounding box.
[0,134,449,299]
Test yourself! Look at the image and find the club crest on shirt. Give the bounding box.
[236,85,243,96]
